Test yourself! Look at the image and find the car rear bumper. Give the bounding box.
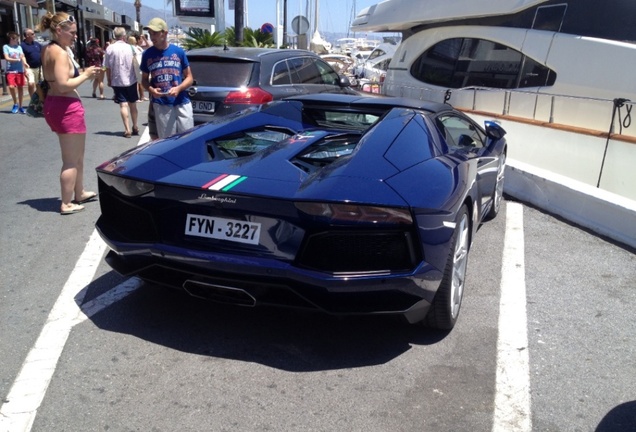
[101,237,443,323]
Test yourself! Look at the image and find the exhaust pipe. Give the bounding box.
[183,280,256,306]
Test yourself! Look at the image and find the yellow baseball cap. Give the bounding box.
[144,17,168,32]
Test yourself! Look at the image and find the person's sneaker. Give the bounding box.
[19,107,27,114]
[11,104,19,114]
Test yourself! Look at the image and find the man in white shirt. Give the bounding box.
[103,27,139,138]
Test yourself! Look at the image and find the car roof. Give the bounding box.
[186,47,319,62]
[285,93,452,114]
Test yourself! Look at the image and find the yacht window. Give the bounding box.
[410,37,556,89]
[367,49,386,61]
[532,4,567,32]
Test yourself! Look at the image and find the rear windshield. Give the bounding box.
[303,109,381,131]
[188,59,255,87]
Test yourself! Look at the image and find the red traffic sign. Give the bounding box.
[261,23,274,34]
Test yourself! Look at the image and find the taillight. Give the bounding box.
[295,202,413,225]
[224,87,273,104]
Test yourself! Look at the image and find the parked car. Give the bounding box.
[95,94,507,330]
[186,47,356,124]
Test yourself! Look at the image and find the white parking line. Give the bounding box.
[0,231,140,432]
[492,202,532,431]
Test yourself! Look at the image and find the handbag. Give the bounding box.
[27,78,49,118]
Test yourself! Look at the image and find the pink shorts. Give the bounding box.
[44,96,87,134]
[6,72,25,87]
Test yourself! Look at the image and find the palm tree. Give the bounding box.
[182,27,275,50]
[242,28,275,47]
[224,27,275,48]
[181,28,225,50]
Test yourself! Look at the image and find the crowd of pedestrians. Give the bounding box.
[2,15,194,215]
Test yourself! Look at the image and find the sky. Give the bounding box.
[140,0,381,35]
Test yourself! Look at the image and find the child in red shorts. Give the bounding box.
[2,31,29,114]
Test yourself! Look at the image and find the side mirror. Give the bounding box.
[484,120,506,140]
[339,75,351,88]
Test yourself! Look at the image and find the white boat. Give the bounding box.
[351,0,636,248]
[352,0,636,102]
[355,40,399,82]
[352,0,549,32]
[331,37,381,55]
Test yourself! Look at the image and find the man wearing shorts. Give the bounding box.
[104,27,139,138]
[21,28,42,98]
[141,18,194,139]
[3,32,28,114]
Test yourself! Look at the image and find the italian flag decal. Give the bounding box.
[202,174,247,191]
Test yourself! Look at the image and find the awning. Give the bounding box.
[83,1,105,20]
[2,0,39,7]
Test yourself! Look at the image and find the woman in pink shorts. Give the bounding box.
[39,12,100,214]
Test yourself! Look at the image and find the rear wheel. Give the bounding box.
[424,205,470,330]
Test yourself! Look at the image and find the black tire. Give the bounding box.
[486,153,506,220]
[424,205,470,330]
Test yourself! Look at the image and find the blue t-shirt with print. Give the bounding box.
[140,44,190,106]
[3,44,25,73]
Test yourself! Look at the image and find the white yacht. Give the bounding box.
[352,0,636,102]
[351,0,636,248]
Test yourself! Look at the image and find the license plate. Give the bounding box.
[193,101,215,113]
[185,214,261,245]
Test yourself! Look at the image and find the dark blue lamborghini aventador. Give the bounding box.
[95,94,507,330]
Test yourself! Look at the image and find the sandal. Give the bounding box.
[124,131,132,138]
[73,191,97,204]
[92,93,96,98]
[132,127,139,136]
[61,203,85,215]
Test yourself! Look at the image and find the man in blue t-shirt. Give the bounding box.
[21,28,42,98]
[141,17,194,139]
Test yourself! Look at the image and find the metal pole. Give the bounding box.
[283,0,288,47]
[235,0,244,44]
[13,1,20,34]
[135,0,141,28]
[46,0,56,14]
[76,4,86,68]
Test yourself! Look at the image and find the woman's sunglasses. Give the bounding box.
[57,15,76,27]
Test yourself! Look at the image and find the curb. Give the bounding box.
[504,159,636,249]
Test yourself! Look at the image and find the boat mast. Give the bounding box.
[314,0,319,35]
[347,0,356,37]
